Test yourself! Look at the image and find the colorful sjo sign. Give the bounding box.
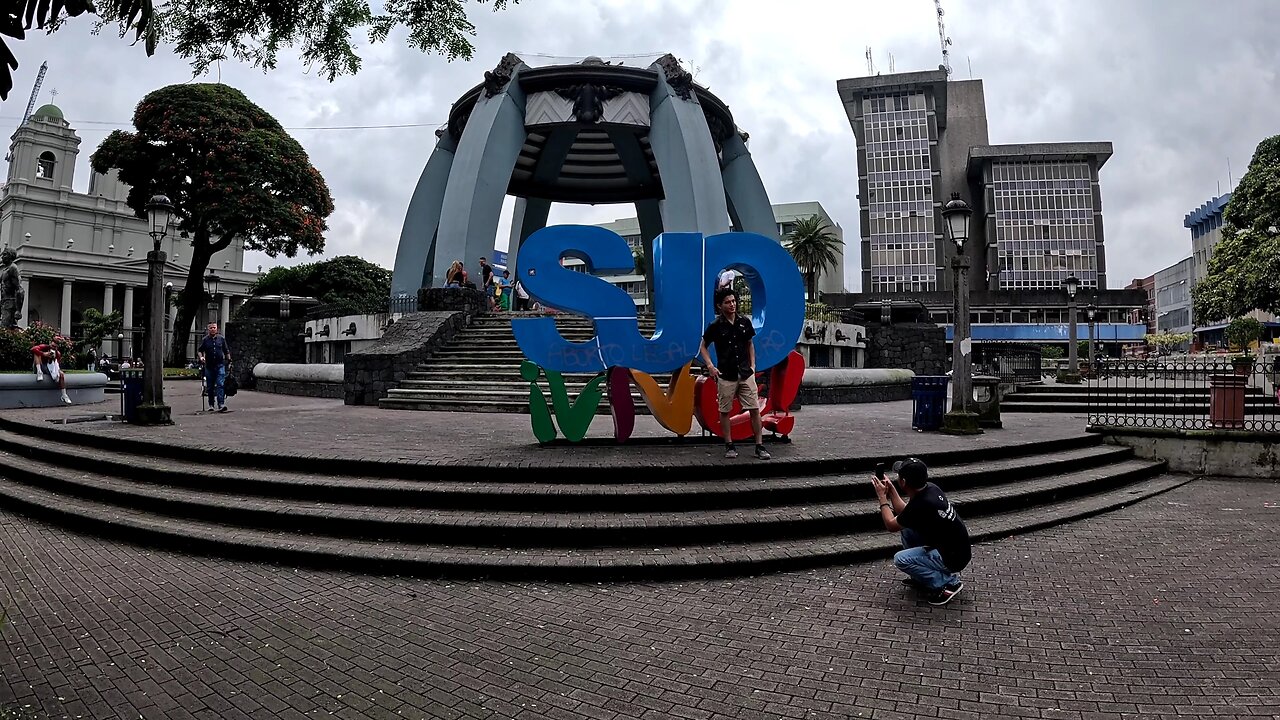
[513,225,807,443]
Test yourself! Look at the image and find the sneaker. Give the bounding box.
[901,577,928,590]
[755,445,771,460]
[207,406,216,412]
[218,406,229,413]
[61,395,72,405]
[724,445,739,459]
[34,374,42,382]
[928,582,964,606]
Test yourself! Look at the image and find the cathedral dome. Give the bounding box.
[30,104,64,122]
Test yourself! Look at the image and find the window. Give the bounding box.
[36,151,55,179]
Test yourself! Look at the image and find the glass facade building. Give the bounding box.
[862,92,937,293]
[992,160,1099,290]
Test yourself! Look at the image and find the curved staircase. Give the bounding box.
[0,419,1189,581]
[379,313,672,413]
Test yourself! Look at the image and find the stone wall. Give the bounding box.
[863,322,948,376]
[418,287,490,315]
[256,378,343,399]
[225,319,306,391]
[343,311,468,405]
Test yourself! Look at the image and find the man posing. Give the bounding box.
[871,457,970,605]
[197,322,233,412]
[31,339,71,404]
[698,287,770,460]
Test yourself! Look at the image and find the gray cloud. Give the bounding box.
[5,0,1277,290]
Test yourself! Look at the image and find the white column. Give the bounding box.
[220,295,231,327]
[102,283,116,354]
[17,278,29,327]
[60,279,72,335]
[122,285,135,358]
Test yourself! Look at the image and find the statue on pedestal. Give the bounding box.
[0,248,24,329]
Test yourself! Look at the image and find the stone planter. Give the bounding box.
[0,372,110,409]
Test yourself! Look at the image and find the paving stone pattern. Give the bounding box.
[2,479,1277,719]
[10,382,1091,469]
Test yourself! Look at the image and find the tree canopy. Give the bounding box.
[1191,134,1280,324]
[250,256,391,315]
[2,0,514,101]
[783,215,842,300]
[91,82,334,362]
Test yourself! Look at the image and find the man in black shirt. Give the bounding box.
[871,457,970,605]
[197,322,233,412]
[698,287,770,460]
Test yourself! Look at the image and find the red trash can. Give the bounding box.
[1209,374,1246,429]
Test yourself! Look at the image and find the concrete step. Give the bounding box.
[0,426,1185,580]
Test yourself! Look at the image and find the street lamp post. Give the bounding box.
[1058,273,1082,384]
[940,193,981,435]
[1086,303,1098,374]
[137,194,175,425]
[204,269,222,326]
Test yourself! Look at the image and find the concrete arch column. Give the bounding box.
[433,62,530,287]
[390,131,459,297]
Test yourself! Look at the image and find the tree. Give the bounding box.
[783,215,842,301]
[1225,316,1264,354]
[249,256,391,314]
[2,0,514,102]
[1191,134,1280,324]
[75,308,124,362]
[91,83,334,364]
[1144,332,1193,354]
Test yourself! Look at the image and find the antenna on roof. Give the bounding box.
[1227,157,1233,189]
[865,46,877,76]
[934,0,953,76]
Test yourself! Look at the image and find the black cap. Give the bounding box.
[892,457,929,487]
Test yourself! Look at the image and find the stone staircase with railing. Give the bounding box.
[379,313,677,413]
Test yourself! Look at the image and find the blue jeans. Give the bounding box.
[206,364,226,407]
[894,528,961,592]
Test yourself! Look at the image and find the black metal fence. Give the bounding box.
[1087,357,1280,432]
[972,343,1043,384]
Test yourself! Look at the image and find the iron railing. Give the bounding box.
[1087,356,1280,432]
[972,343,1043,384]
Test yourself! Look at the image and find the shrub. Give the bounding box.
[0,323,77,371]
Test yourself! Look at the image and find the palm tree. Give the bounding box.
[632,244,651,311]
[783,215,841,300]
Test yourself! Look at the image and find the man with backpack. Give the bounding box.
[197,322,233,412]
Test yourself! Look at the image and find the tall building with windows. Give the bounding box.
[1183,192,1277,344]
[833,69,1144,352]
[579,201,845,308]
[1154,257,1193,348]
[968,144,1111,292]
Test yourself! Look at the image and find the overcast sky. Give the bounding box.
[5,0,1278,290]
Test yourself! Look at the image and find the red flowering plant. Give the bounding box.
[0,322,76,371]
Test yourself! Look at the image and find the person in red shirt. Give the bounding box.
[31,339,71,404]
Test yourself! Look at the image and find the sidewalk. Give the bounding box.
[8,381,1090,468]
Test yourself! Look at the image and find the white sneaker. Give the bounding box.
[61,395,72,405]
[34,374,42,381]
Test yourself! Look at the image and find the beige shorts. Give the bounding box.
[716,375,760,414]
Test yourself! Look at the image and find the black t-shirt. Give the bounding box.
[480,262,494,286]
[897,483,971,572]
[702,315,756,381]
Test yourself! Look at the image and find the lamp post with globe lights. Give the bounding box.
[939,193,982,435]
[137,194,174,424]
[1058,273,1082,384]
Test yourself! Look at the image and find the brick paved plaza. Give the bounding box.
[2,386,1278,718]
[1,480,1276,719]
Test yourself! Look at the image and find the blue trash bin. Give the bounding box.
[911,375,950,432]
[121,368,145,423]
